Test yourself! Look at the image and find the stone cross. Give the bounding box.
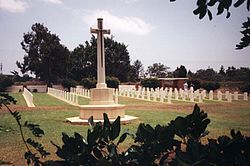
[90,18,111,88]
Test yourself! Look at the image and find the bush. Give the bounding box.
[61,78,76,90]
[141,78,160,89]
[240,83,250,94]
[106,76,120,89]
[187,79,201,90]
[201,82,220,91]
[80,78,96,89]
[45,105,250,165]
[0,75,13,92]
[2,96,250,166]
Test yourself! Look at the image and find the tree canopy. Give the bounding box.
[17,23,70,85]
[173,65,187,78]
[146,63,169,78]
[69,36,131,82]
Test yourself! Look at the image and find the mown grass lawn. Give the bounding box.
[0,92,250,165]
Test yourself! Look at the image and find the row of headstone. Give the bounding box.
[70,87,91,98]
[48,87,79,106]
[117,87,249,103]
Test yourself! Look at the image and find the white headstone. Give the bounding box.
[243,92,248,101]
[233,92,238,100]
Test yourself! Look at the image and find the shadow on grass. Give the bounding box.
[0,160,12,165]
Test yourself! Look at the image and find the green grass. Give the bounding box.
[8,93,27,106]
[33,93,72,106]
[78,96,90,105]
[1,92,250,164]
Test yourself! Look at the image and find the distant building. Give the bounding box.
[158,78,189,90]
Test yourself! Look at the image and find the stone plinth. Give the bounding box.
[89,88,114,105]
[80,104,125,120]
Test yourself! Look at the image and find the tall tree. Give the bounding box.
[147,63,169,78]
[17,23,70,85]
[170,0,250,49]
[69,36,131,82]
[173,65,187,78]
[129,59,144,82]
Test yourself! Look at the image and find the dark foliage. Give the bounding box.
[187,79,201,90]
[106,76,120,89]
[240,83,250,94]
[141,78,160,89]
[0,75,13,92]
[2,94,250,166]
[61,79,77,91]
[202,82,221,91]
[80,78,97,89]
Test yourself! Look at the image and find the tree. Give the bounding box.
[129,59,144,82]
[69,36,131,82]
[68,40,96,81]
[173,65,187,78]
[193,68,222,81]
[146,63,169,78]
[17,23,70,85]
[170,0,250,49]
[219,65,226,76]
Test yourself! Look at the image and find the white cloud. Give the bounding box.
[0,0,28,13]
[83,10,154,36]
[40,0,62,4]
[123,0,140,4]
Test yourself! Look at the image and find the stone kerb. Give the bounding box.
[22,88,35,107]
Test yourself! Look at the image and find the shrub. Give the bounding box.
[61,78,76,90]
[187,79,201,90]
[106,76,120,89]
[201,82,220,91]
[141,78,160,89]
[80,78,96,89]
[0,75,13,92]
[2,96,250,166]
[240,83,250,94]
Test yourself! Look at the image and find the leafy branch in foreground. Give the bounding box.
[49,105,250,166]
[1,93,250,165]
[170,0,250,49]
[0,93,50,165]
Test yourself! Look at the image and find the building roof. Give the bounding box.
[158,78,188,81]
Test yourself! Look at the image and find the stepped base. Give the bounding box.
[79,104,125,120]
[66,115,138,125]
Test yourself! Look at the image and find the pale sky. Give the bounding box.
[0,0,249,75]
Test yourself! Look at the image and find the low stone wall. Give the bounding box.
[6,85,23,93]
[22,88,35,107]
[26,85,47,92]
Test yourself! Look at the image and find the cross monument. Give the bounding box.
[90,18,110,88]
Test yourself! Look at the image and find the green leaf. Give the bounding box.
[110,116,121,141]
[103,113,111,130]
[93,147,103,159]
[23,121,44,137]
[207,0,218,6]
[247,0,250,10]
[193,7,201,15]
[88,116,94,127]
[117,133,127,145]
[207,9,213,20]
[234,0,245,8]
[226,11,231,18]
[217,1,225,15]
